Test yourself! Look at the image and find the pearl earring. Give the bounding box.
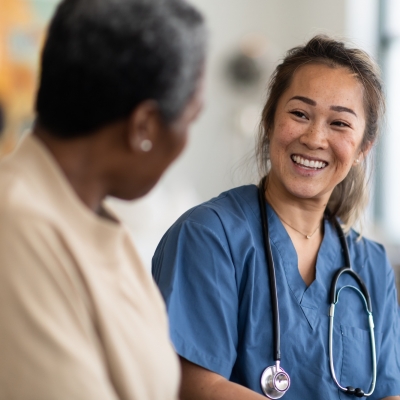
[355,159,360,164]
[140,139,153,152]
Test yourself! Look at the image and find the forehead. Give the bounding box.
[281,63,365,114]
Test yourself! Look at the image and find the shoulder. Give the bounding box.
[0,161,67,269]
[153,185,260,270]
[0,157,52,225]
[0,184,57,251]
[346,229,390,271]
[173,184,259,232]
[0,198,64,277]
[345,229,396,309]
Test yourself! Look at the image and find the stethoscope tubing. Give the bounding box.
[328,218,376,396]
[328,288,377,397]
[258,178,376,398]
[258,178,281,361]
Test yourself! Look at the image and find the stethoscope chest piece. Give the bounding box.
[260,362,290,399]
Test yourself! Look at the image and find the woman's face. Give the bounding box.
[125,74,205,200]
[267,63,367,203]
[161,78,205,163]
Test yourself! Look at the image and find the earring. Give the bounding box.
[140,139,153,152]
[355,159,360,164]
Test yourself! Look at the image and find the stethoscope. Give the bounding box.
[257,178,376,399]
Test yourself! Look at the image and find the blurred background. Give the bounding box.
[0,0,399,294]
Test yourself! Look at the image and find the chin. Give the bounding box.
[288,186,331,202]
[115,180,160,201]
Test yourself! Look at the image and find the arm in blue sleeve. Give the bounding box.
[373,256,400,399]
[152,210,239,379]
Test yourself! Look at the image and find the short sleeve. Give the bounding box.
[152,208,238,379]
[373,255,400,398]
[0,213,119,400]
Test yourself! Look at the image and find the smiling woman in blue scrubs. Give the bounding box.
[152,35,400,400]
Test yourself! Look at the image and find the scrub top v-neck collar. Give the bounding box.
[265,203,342,329]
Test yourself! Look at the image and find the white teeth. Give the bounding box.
[291,155,326,169]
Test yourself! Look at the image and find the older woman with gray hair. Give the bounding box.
[153,35,400,399]
[0,0,206,399]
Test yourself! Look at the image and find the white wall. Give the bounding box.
[173,0,348,202]
[109,0,385,270]
[375,0,400,246]
[345,0,379,56]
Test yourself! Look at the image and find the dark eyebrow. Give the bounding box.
[288,96,316,106]
[289,96,358,117]
[330,105,357,117]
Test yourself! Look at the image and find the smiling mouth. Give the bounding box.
[291,155,327,170]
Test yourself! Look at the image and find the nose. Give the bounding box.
[299,122,328,150]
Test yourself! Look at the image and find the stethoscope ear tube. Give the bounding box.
[329,280,377,397]
[258,178,291,399]
[328,218,376,397]
[330,217,372,313]
[258,178,281,362]
[329,267,373,313]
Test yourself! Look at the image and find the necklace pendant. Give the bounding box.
[306,235,311,239]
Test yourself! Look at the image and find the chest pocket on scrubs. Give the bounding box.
[338,325,380,399]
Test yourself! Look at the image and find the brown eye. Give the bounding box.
[291,111,307,119]
[332,121,350,128]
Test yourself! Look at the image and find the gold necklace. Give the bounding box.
[262,177,321,239]
[275,211,321,239]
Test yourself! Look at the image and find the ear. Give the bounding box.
[353,140,373,166]
[126,100,162,153]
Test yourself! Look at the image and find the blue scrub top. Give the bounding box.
[152,185,400,399]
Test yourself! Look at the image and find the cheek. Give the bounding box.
[169,126,189,160]
[334,137,360,167]
[270,120,300,151]
[177,125,189,149]
[176,132,188,156]
[335,123,365,163]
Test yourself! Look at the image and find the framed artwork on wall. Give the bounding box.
[0,0,59,156]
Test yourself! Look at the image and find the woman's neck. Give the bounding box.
[264,174,328,239]
[263,175,328,286]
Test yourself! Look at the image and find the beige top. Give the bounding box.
[0,135,180,400]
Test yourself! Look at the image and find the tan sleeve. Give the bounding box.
[0,212,119,400]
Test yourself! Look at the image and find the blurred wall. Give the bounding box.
[0,0,59,156]
[111,0,381,270]
[169,0,348,202]
[1,0,386,271]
